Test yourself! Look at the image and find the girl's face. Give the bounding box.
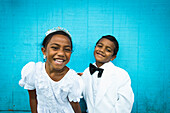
[94,38,116,67]
[42,34,72,71]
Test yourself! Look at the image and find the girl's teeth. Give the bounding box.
[54,59,64,64]
[56,59,63,62]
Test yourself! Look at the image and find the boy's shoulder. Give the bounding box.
[84,66,90,73]
[114,65,128,74]
[81,65,91,79]
[112,64,131,81]
[103,62,130,78]
[106,62,127,72]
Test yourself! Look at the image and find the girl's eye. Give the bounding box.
[51,47,59,50]
[64,48,71,52]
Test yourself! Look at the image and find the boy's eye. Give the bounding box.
[97,44,102,48]
[106,49,112,52]
[106,47,113,52]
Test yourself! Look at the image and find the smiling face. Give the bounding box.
[94,38,116,67]
[41,34,72,72]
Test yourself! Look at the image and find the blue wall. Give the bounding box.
[0,0,170,112]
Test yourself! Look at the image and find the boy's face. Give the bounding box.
[94,38,116,67]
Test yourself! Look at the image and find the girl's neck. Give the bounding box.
[45,63,69,82]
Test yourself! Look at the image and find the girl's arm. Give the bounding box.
[70,102,81,113]
[28,90,37,113]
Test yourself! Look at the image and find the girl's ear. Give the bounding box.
[41,47,46,55]
[110,55,116,61]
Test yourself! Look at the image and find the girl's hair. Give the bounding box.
[42,30,73,51]
[96,35,119,56]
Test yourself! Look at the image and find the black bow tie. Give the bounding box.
[89,63,104,78]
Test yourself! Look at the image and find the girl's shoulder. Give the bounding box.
[21,61,44,73]
[65,69,83,86]
[67,69,81,80]
[19,61,45,89]
[21,62,36,76]
[21,61,45,80]
[19,62,43,89]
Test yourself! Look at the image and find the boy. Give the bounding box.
[81,35,134,113]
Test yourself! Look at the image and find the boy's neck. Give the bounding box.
[95,62,104,68]
[95,61,111,68]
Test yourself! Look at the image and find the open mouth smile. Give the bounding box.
[53,58,65,65]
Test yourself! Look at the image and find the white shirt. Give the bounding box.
[91,64,102,104]
[19,62,83,113]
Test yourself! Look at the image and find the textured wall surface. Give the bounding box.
[0,0,169,112]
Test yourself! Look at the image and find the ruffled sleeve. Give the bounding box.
[19,62,36,90]
[68,75,84,102]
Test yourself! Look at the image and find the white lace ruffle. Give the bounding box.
[67,75,84,102]
[19,62,36,90]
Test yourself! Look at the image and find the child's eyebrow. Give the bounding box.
[64,45,72,48]
[50,43,60,46]
[50,43,71,48]
[97,43,103,45]
[106,46,113,50]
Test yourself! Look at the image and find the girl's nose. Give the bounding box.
[57,49,65,57]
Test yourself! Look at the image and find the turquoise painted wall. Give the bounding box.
[0,0,169,112]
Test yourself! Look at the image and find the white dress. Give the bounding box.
[19,62,83,113]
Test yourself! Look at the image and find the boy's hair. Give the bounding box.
[96,35,119,56]
[42,30,73,51]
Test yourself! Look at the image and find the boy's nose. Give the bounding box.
[100,47,105,52]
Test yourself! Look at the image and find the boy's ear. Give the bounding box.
[110,55,116,61]
[41,47,46,55]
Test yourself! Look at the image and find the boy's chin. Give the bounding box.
[95,60,105,64]
[95,58,106,63]
[95,60,110,64]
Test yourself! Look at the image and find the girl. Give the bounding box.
[19,27,83,113]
